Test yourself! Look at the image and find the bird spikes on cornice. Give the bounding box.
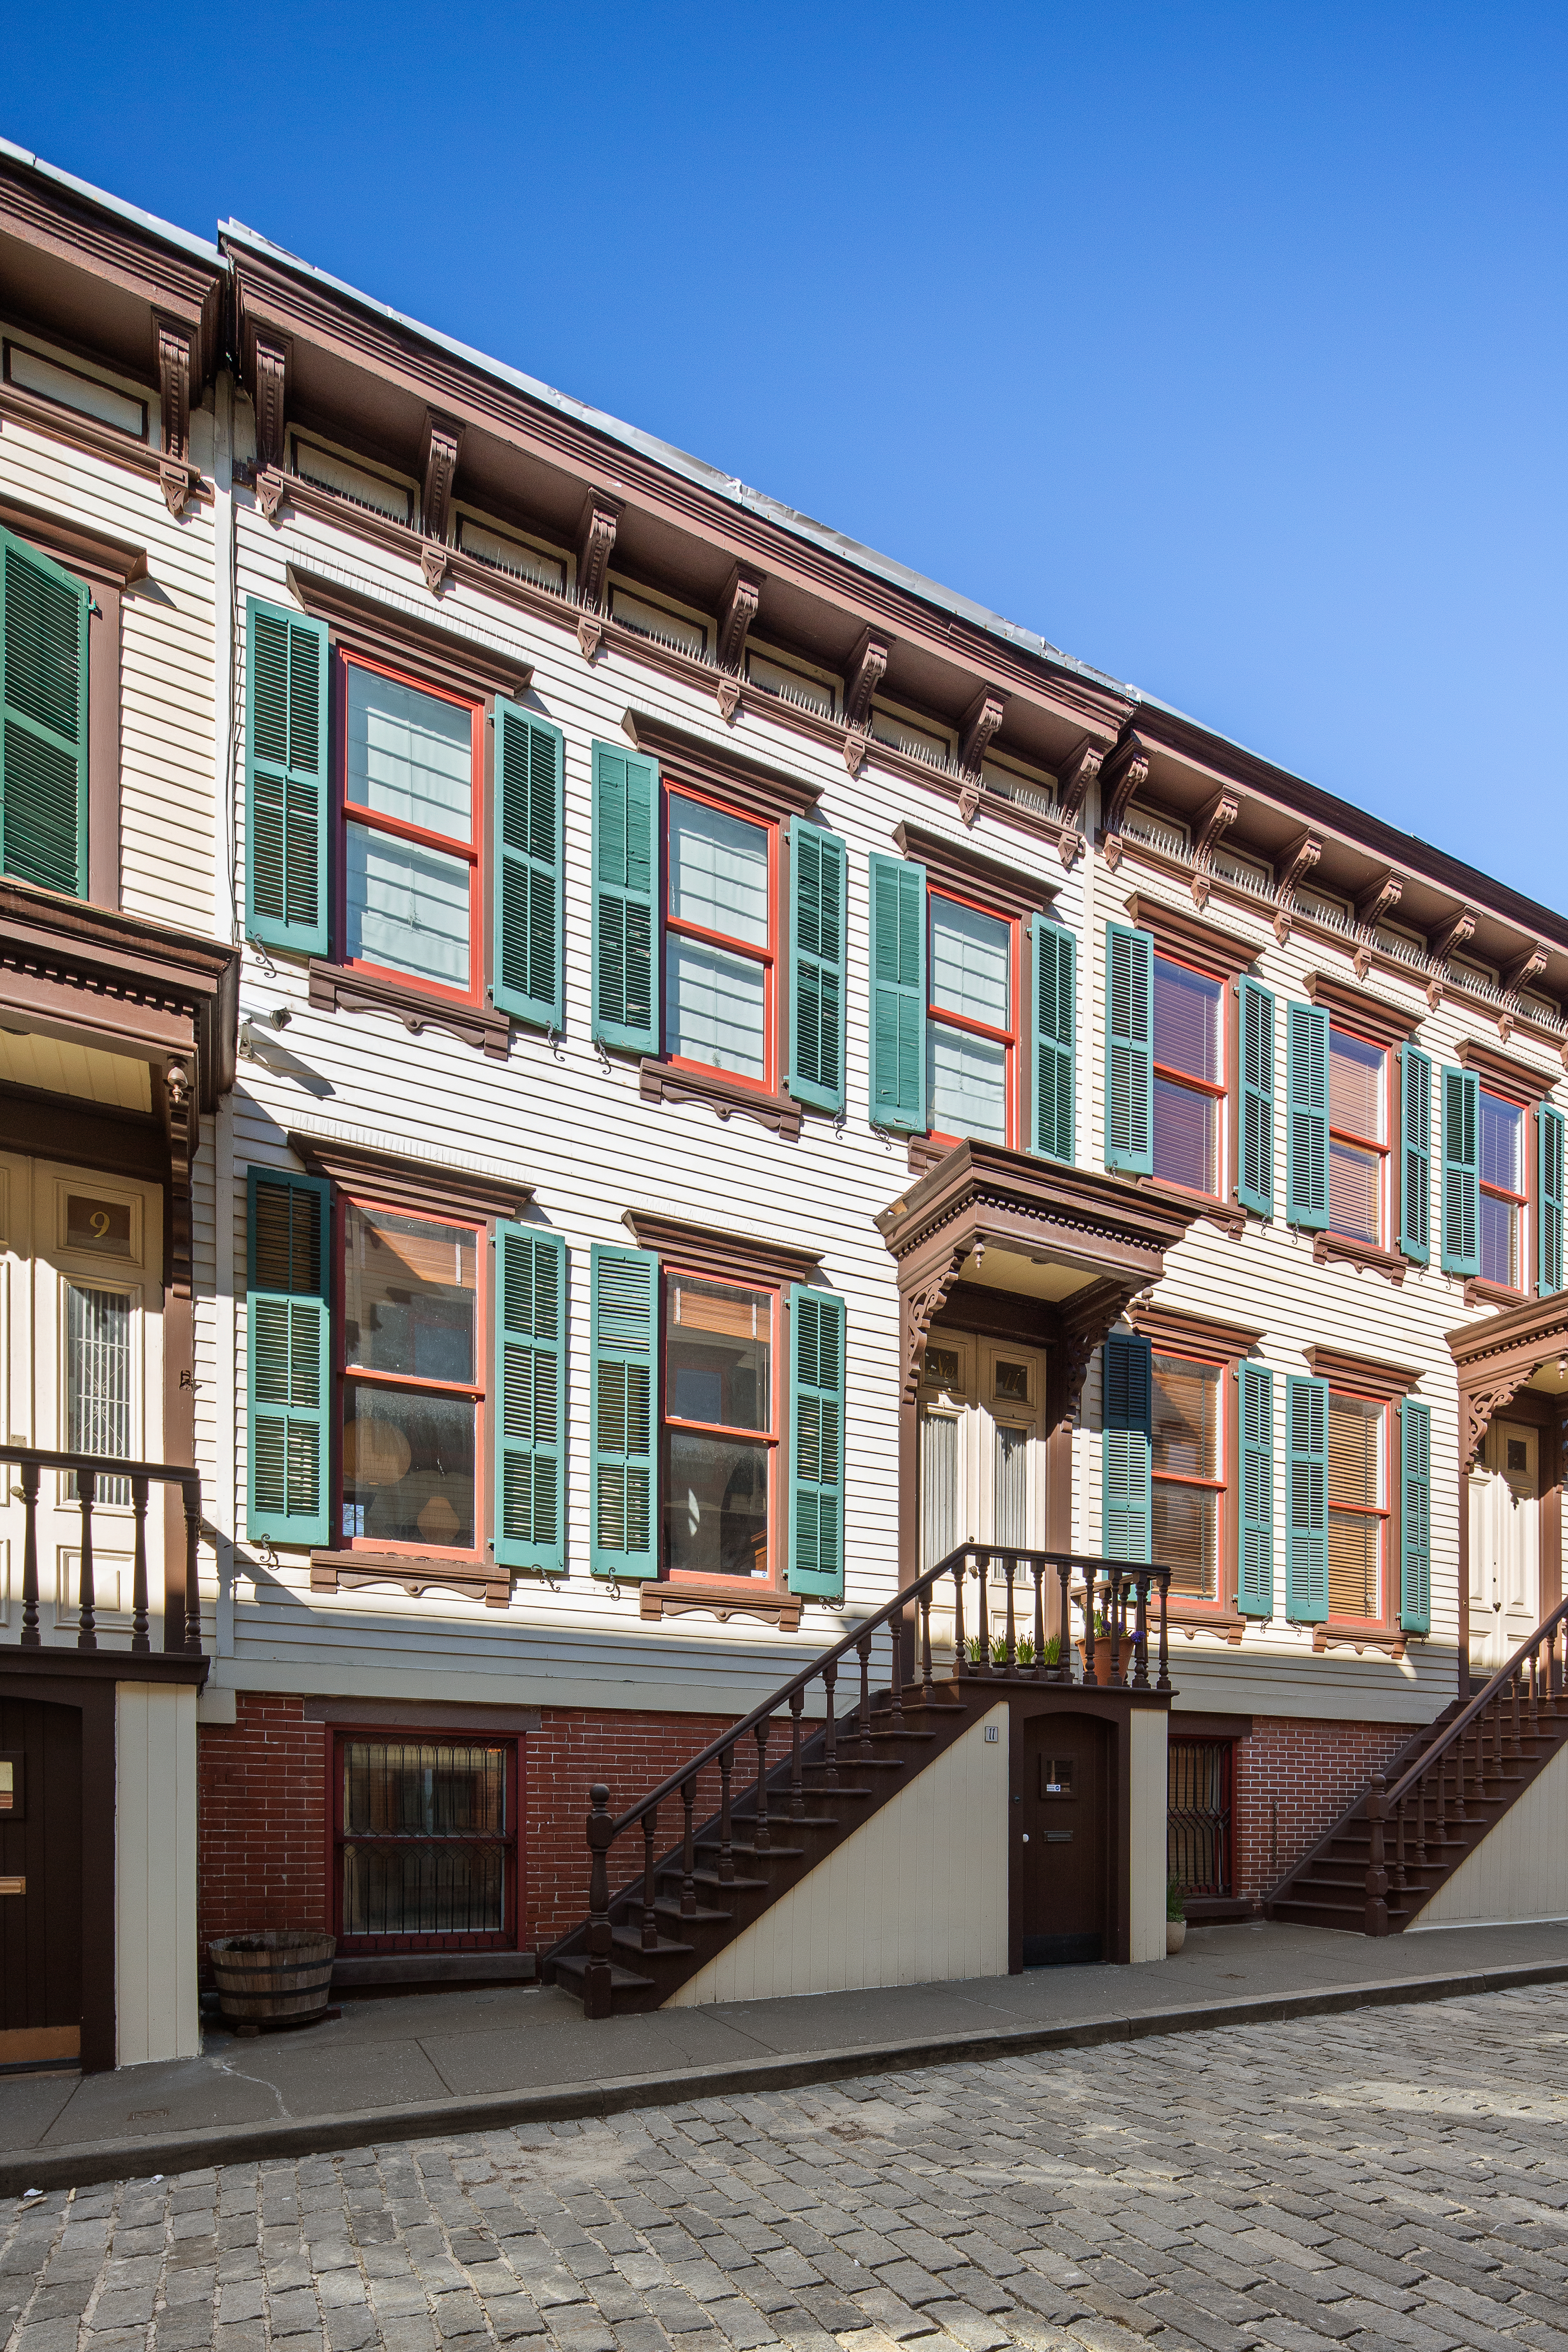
[1055,739,1103,823]
[717,563,764,673]
[843,628,889,730]
[1430,905,1479,967]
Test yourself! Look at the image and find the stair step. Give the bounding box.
[550,1954,657,1993]
[651,1897,733,1927]
[694,1840,806,1862]
[688,1867,771,1893]
[731,1814,845,1831]
[806,1758,905,1775]
[610,1928,693,1960]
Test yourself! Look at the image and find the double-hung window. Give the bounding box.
[340,1202,483,1554]
[665,790,775,1087]
[1479,1089,1526,1290]
[1328,1028,1389,1243]
[1152,956,1225,1194]
[1327,1389,1387,1621]
[927,893,1016,1146]
[341,655,483,1002]
[663,1271,778,1580]
[1151,1354,1224,1601]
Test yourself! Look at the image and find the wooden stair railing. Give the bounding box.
[547,1544,1172,2017]
[1265,1599,1568,1935]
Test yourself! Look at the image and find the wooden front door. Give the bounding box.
[1469,1420,1540,1678]
[0,1697,82,2065]
[1018,1713,1110,1965]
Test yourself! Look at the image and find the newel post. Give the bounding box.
[584,1783,615,2018]
[1364,1770,1390,1937]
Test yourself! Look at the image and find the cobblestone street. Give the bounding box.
[5,1984,1566,2352]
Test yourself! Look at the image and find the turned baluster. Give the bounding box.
[1031,1559,1046,1682]
[1415,1764,1428,1869]
[1392,1793,1406,1895]
[1155,1571,1172,1691]
[858,1634,874,1756]
[1082,1583,1096,1682]
[129,1474,151,1656]
[1132,1572,1151,1690]
[951,1556,967,1677]
[183,1476,203,1655]
[18,1458,40,1649]
[920,1585,935,1702]
[1004,1557,1018,1676]
[889,1614,905,1731]
[788,1692,806,1821]
[1056,1561,1072,1681]
[584,1784,615,2018]
[76,1466,98,1653]
[680,1775,697,1918]
[1364,1771,1390,1935]
[753,1717,771,1853]
[976,1553,991,1675]
[718,1743,735,1884]
[641,1807,660,1950]
[822,1663,838,1791]
[1108,1572,1123,1687]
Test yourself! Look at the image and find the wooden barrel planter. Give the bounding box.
[209,1932,337,2034]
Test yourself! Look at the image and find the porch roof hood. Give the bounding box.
[1448,1289,1568,1468]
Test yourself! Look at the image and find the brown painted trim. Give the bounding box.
[310,1555,511,1609]
[300,1697,541,1731]
[1129,1302,1263,1363]
[287,1130,532,1223]
[1122,890,1258,982]
[286,565,533,703]
[1304,969,1423,1049]
[1311,1230,1407,1285]
[1169,1711,1252,1740]
[639,1586,803,1631]
[0,1085,164,1175]
[0,1651,205,1685]
[307,962,511,1060]
[0,494,147,583]
[1303,1344,1422,1400]
[1312,1624,1408,1660]
[894,821,1059,920]
[0,385,208,507]
[638,1059,802,1140]
[0,158,223,372]
[932,1281,1059,1348]
[621,1210,821,1288]
[1457,1036,1556,1107]
[622,708,821,822]
[1463,1275,1532,1311]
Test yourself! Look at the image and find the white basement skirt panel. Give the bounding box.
[116,1681,200,2063]
[1412,1737,1568,1931]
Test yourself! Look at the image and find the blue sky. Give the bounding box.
[9,3,1566,908]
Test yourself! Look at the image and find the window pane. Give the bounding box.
[1153,1482,1217,1598]
[1480,1192,1519,1288]
[929,1021,1008,1142]
[1154,958,1221,1083]
[1328,1395,1382,1508]
[343,1740,507,1834]
[66,1283,132,1503]
[341,1384,474,1548]
[345,823,471,988]
[664,1430,768,1577]
[1329,1510,1381,1618]
[343,1843,503,1936]
[669,795,769,947]
[930,897,1011,1029]
[1330,1138,1381,1243]
[346,667,472,841]
[344,1207,477,1381]
[1152,1357,1219,1480]
[667,935,767,1078]
[1153,1074,1216,1192]
[920,1410,959,1569]
[1330,1030,1384,1141]
[1480,1091,1523,1192]
[667,1278,770,1430]
[994,1423,1028,1547]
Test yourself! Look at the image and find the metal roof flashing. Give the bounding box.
[0,136,225,268]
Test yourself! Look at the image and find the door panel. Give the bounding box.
[0,1697,82,2062]
[1018,1713,1109,1965]
[1470,1421,1540,1677]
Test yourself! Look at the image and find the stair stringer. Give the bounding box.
[1413,1731,1568,1929]
[666,1702,1010,2005]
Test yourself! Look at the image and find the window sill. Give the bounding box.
[639,1058,802,1140]
[309,962,512,1060]
[1311,1622,1407,1660]
[1311,1230,1408,1286]
[641,1583,803,1631]
[1463,1275,1528,1309]
[310,1551,511,1608]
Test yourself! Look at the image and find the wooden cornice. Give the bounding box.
[0,382,208,510]
[1304,970,1423,1050]
[1122,891,1259,982]
[1502,940,1550,994]
[1100,737,1151,842]
[1430,905,1479,967]
[1129,1301,1263,1364]
[249,330,289,474]
[285,564,533,702]
[621,1211,822,1288]
[622,707,821,820]
[844,629,889,729]
[287,1131,533,1223]
[576,488,621,618]
[1355,869,1404,926]
[419,409,464,551]
[717,564,764,673]
[1056,739,1103,823]
[1457,1037,1558,1106]
[1303,1344,1422,1401]
[894,820,1058,920]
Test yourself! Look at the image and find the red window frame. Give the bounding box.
[1328,1024,1391,1245]
[328,1726,521,1954]
[663,782,778,1094]
[660,1261,783,1591]
[333,1191,488,1564]
[334,648,486,1008]
[1326,1385,1390,1626]
[926,886,1019,1150]
[1479,1086,1528,1293]
[1151,951,1226,1201]
[1150,1350,1227,1613]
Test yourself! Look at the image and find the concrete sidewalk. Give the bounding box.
[4,1917,1566,2195]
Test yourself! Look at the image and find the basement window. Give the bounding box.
[333,1734,518,1950]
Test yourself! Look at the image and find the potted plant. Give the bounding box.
[1166,1877,1187,1956]
[1076,1613,1118,1686]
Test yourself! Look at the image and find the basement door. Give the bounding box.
[1468,1420,1539,1679]
[1018,1713,1110,1965]
[0,1697,82,2065]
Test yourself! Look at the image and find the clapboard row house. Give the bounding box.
[2,142,1566,2065]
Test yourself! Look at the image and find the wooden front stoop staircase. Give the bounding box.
[1265,1596,1568,1934]
[545,1544,1175,2015]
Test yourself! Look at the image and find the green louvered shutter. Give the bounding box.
[1441,1065,1479,1276]
[1032,916,1076,1163]
[1538,1104,1565,1297]
[492,703,564,1030]
[246,1167,331,1547]
[591,740,658,1054]
[244,598,328,953]
[788,1286,845,1599]
[494,1225,566,1575]
[1105,924,1153,1174]
[1285,1002,1329,1230]
[1238,978,1275,1216]
[0,528,90,898]
[1400,1045,1432,1265]
[1102,1332,1152,1564]
[869,852,926,1131]
[590,1244,659,1577]
[1237,1361,1274,1616]
[1285,1374,1328,1623]
[788,817,846,1115]
[1399,1398,1431,1636]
